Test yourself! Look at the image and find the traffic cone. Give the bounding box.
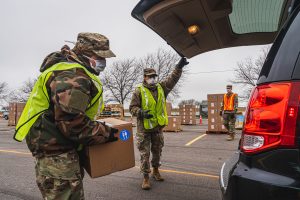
[199,115,202,125]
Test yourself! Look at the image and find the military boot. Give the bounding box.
[226,133,235,141]
[142,174,151,190]
[152,167,164,181]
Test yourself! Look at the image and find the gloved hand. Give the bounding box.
[138,109,153,119]
[176,57,189,69]
[106,126,119,143]
[219,110,223,116]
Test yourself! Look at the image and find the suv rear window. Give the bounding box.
[257,5,300,84]
[229,0,285,34]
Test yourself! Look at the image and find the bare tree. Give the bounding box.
[8,78,37,103]
[231,47,269,99]
[102,59,140,105]
[102,49,185,105]
[0,82,9,107]
[136,48,184,102]
[0,82,8,99]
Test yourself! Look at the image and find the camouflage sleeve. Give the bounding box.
[159,67,182,97]
[49,69,110,146]
[129,88,142,118]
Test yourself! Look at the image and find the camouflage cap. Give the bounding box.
[74,32,116,58]
[226,84,233,89]
[144,68,157,76]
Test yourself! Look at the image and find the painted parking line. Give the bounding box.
[0,149,219,179]
[0,149,31,156]
[159,168,219,179]
[135,166,218,179]
[185,134,207,146]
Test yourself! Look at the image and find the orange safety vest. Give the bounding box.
[223,93,236,111]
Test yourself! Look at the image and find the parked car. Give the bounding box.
[3,111,9,120]
[0,108,9,120]
[132,0,300,199]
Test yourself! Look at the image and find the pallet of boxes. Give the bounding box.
[179,104,197,125]
[163,102,182,132]
[207,94,228,134]
[8,102,26,126]
[97,104,124,120]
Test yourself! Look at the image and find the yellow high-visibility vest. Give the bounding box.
[14,62,104,142]
[138,83,168,129]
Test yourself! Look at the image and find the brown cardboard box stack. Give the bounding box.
[179,104,197,125]
[98,104,124,120]
[84,118,135,178]
[8,103,17,126]
[166,102,172,116]
[8,102,26,126]
[163,116,182,132]
[207,94,228,133]
[16,103,26,124]
[107,104,124,120]
[163,102,182,132]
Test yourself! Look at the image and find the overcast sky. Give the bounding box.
[0,0,268,107]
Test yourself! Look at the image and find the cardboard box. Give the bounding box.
[181,118,197,125]
[207,94,225,132]
[179,104,196,125]
[208,101,217,109]
[207,94,218,102]
[8,103,17,126]
[208,124,218,131]
[166,102,172,116]
[163,116,181,132]
[16,103,26,125]
[84,118,135,178]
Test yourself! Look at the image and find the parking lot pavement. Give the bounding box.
[0,119,240,200]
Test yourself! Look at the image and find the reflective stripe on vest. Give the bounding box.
[138,84,168,129]
[14,62,104,142]
[223,93,236,111]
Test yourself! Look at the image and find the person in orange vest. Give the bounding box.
[220,85,238,141]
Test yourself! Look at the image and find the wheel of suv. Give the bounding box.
[4,115,8,120]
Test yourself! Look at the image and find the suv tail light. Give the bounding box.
[242,82,300,154]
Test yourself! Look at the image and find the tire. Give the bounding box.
[4,115,8,120]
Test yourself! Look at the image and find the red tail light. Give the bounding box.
[241,82,300,154]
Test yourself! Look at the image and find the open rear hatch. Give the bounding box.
[132,0,292,58]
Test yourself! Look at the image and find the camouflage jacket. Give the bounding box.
[129,68,182,133]
[26,47,111,158]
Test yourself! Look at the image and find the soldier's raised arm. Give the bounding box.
[159,57,189,97]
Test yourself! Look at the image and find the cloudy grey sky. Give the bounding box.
[0,0,267,107]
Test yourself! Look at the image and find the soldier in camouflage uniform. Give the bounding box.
[220,85,238,141]
[21,33,118,200]
[130,57,189,190]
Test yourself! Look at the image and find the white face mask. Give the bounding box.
[146,77,156,85]
[92,59,106,73]
[83,55,106,74]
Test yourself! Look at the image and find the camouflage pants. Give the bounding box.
[136,131,164,174]
[35,150,84,200]
[222,113,236,134]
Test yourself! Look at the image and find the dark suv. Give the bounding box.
[220,2,300,200]
[132,0,300,199]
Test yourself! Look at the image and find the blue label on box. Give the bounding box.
[119,129,130,141]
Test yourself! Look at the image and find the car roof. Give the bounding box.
[132,0,292,58]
